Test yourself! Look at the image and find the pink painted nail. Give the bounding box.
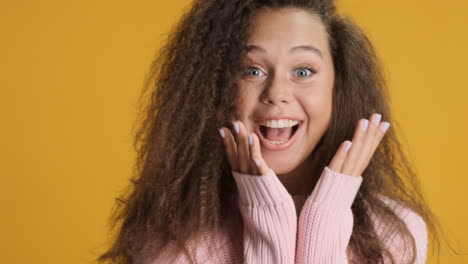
[218,129,225,138]
[374,113,382,125]
[361,119,369,131]
[232,121,239,133]
[381,122,390,132]
[345,141,352,152]
[253,158,261,167]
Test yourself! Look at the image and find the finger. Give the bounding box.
[341,118,369,176]
[232,120,251,174]
[247,133,258,175]
[373,121,390,150]
[354,113,382,175]
[328,140,352,173]
[219,127,238,171]
[366,121,390,161]
[249,132,269,175]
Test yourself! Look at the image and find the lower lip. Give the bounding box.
[254,122,303,151]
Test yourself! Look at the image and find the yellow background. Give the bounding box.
[1,0,466,263]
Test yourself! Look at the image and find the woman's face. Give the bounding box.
[237,7,335,175]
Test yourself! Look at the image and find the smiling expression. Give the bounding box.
[236,7,335,175]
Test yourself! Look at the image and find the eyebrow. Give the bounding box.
[245,44,323,60]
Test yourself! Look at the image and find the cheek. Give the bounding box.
[237,88,257,115]
[305,103,327,119]
[300,92,333,124]
[302,89,332,109]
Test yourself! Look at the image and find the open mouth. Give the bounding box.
[256,121,303,145]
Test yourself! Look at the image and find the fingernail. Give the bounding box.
[253,158,261,167]
[232,121,239,134]
[248,134,253,145]
[381,122,390,132]
[218,128,225,138]
[361,119,369,131]
[374,114,382,125]
[345,141,352,152]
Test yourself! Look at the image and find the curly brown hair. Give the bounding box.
[95,0,450,263]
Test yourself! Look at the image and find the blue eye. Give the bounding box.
[246,66,265,77]
[295,67,314,78]
[245,66,316,78]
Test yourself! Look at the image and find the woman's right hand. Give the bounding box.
[218,120,270,176]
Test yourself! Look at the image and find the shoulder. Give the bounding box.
[370,195,428,264]
[376,195,427,237]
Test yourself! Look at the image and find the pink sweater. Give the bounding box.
[146,167,428,263]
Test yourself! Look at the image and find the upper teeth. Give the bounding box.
[259,119,300,128]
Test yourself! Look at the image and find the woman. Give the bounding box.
[97,0,443,263]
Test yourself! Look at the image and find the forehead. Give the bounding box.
[246,7,330,55]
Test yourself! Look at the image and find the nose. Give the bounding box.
[260,73,294,105]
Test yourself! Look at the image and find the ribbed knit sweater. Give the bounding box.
[145,166,428,263]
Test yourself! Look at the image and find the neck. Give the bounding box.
[277,155,319,196]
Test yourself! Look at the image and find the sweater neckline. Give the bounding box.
[291,194,308,203]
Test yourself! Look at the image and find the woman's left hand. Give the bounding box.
[328,113,390,177]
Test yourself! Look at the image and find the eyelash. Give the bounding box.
[245,65,317,78]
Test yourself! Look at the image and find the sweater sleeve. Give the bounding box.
[402,209,428,264]
[231,168,297,264]
[295,166,363,264]
[404,210,428,263]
